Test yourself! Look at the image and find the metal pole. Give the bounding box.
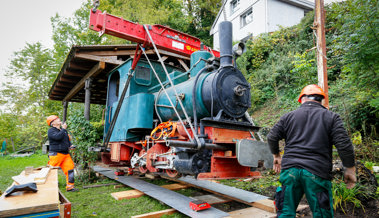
[84,78,93,120]
[62,101,68,123]
[315,0,329,109]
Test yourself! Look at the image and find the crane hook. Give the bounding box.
[92,0,100,13]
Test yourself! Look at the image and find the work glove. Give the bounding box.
[344,166,356,189]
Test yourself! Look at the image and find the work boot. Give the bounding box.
[67,187,79,192]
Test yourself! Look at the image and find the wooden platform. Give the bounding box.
[0,169,60,217]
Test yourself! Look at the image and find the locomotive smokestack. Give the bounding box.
[219,21,233,67]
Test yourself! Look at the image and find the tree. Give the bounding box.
[0,42,61,149]
[51,1,105,66]
[1,42,59,114]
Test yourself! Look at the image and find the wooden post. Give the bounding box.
[314,0,329,109]
[84,78,93,120]
[11,138,15,152]
[62,101,68,123]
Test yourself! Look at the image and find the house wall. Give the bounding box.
[211,0,313,50]
[267,0,306,32]
[213,0,266,50]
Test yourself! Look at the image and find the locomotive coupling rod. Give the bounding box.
[166,140,228,150]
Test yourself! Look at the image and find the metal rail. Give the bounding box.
[93,166,229,218]
[93,166,269,214]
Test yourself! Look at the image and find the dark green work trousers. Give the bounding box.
[275,168,333,218]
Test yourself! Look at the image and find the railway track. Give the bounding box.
[93,166,278,217]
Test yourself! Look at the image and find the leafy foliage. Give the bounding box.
[332,181,367,214]
[67,109,100,171]
[0,42,61,150]
[51,1,105,65]
[240,0,378,140]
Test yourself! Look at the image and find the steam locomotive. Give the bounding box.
[90,9,273,179]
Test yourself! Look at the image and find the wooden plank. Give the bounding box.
[193,194,231,205]
[111,183,189,200]
[145,173,160,179]
[114,184,126,189]
[82,183,119,189]
[12,167,50,185]
[63,61,105,101]
[177,59,189,71]
[111,190,144,200]
[75,53,124,65]
[0,169,60,217]
[249,199,276,213]
[131,194,230,218]
[227,206,276,218]
[131,208,177,218]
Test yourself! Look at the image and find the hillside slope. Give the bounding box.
[239,0,378,147]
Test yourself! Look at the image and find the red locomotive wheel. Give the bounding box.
[138,150,148,174]
[165,169,182,178]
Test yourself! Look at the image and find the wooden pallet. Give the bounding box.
[0,169,60,217]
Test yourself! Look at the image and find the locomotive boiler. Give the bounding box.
[89,8,273,179]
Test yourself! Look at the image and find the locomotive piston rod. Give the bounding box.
[166,140,228,150]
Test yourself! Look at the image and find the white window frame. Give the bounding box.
[230,0,240,15]
[240,7,253,28]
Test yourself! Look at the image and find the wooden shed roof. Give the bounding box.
[48,44,190,105]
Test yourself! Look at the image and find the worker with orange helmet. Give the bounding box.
[46,115,78,192]
[267,84,356,217]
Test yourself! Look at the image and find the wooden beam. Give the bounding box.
[75,53,124,65]
[227,206,276,218]
[68,62,91,71]
[60,77,77,83]
[56,82,72,88]
[83,183,119,189]
[51,90,66,95]
[249,199,276,213]
[131,194,231,218]
[131,209,177,218]
[79,50,136,56]
[178,59,189,71]
[315,0,329,108]
[54,87,67,92]
[63,62,106,101]
[161,56,169,62]
[64,70,85,77]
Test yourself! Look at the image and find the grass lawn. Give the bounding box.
[0,153,190,217]
[0,152,48,192]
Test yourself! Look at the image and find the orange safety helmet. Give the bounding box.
[46,115,59,126]
[298,84,326,103]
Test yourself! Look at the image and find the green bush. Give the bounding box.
[67,109,102,183]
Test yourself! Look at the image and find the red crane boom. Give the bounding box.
[89,9,220,58]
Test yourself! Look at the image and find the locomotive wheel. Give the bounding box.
[138,150,148,174]
[165,169,182,178]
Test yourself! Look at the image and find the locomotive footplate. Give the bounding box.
[200,118,260,132]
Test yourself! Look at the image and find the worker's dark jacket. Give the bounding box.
[267,101,355,180]
[48,127,71,154]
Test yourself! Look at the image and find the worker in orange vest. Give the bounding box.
[46,115,78,192]
[268,84,356,217]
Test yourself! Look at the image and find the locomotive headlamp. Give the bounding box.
[232,42,246,57]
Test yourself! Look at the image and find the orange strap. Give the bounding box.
[140,121,177,146]
[150,121,177,141]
